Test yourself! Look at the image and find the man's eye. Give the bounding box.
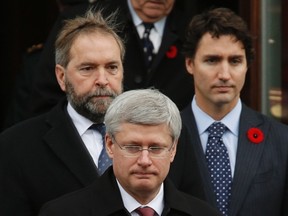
[230,58,242,65]
[80,66,94,72]
[125,146,141,153]
[149,147,163,154]
[106,65,118,74]
[204,57,218,64]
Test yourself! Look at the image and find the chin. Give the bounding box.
[134,182,156,192]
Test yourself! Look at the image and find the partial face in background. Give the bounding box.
[186,33,247,113]
[106,123,177,204]
[131,0,175,23]
[56,32,123,122]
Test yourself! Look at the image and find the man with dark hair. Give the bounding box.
[169,7,288,216]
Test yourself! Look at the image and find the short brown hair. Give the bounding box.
[182,7,254,66]
[55,8,125,67]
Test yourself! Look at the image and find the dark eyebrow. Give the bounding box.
[229,55,244,58]
[203,54,221,58]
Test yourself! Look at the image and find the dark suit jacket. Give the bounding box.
[169,103,288,216]
[39,167,221,216]
[4,43,43,129]
[30,0,194,116]
[0,99,101,216]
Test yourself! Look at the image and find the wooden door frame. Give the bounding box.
[238,0,261,111]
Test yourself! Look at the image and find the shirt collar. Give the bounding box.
[127,0,142,26]
[127,0,166,35]
[117,179,164,215]
[192,96,241,136]
[67,102,94,136]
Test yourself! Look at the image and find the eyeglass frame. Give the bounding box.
[110,135,175,158]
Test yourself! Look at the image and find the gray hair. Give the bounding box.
[104,89,182,141]
[55,8,125,67]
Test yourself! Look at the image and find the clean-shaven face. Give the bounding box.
[186,33,247,113]
[106,122,176,204]
[131,0,175,22]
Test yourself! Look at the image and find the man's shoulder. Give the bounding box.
[0,113,48,137]
[164,179,221,215]
[40,182,94,215]
[39,170,118,215]
[178,192,221,215]
[242,104,288,129]
[0,101,68,141]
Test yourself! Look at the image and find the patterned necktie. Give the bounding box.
[136,207,155,216]
[205,122,232,216]
[90,123,112,175]
[142,22,154,68]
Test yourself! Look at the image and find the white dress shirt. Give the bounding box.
[127,0,166,53]
[67,103,103,167]
[192,96,242,177]
[117,180,164,216]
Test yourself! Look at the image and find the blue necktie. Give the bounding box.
[205,122,232,216]
[90,123,112,175]
[142,22,154,68]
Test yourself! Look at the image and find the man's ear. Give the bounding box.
[105,134,114,159]
[185,58,194,76]
[170,140,178,163]
[55,64,66,92]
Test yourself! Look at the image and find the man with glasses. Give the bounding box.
[39,89,221,216]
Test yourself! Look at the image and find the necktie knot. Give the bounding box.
[143,22,154,34]
[136,207,155,216]
[207,122,226,138]
[90,123,106,140]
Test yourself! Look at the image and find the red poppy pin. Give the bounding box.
[247,128,264,144]
[166,45,178,59]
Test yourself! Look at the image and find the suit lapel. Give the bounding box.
[91,168,129,215]
[229,105,268,216]
[150,26,178,72]
[43,101,99,186]
[182,104,270,215]
[181,106,218,207]
[147,10,181,80]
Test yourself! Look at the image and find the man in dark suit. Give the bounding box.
[0,10,124,216]
[38,89,221,216]
[168,7,288,216]
[29,0,194,118]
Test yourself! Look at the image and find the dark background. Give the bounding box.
[0,0,59,131]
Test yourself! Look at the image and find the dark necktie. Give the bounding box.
[205,122,232,216]
[141,22,154,68]
[90,123,112,175]
[136,207,155,216]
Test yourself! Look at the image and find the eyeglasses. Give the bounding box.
[112,136,174,158]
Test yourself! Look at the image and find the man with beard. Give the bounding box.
[0,9,124,216]
[15,0,195,123]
